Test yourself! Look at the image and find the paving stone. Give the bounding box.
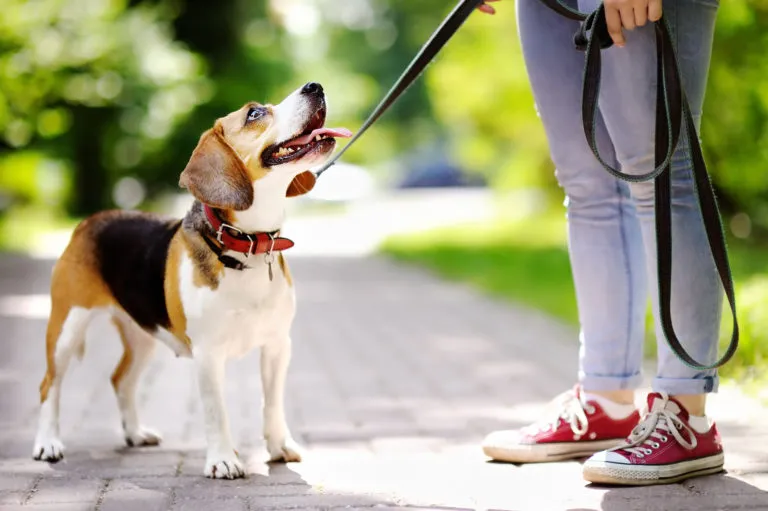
[27,477,103,504]
[0,474,34,493]
[171,497,248,511]
[0,491,25,505]
[1,504,94,511]
[98,486,171,511]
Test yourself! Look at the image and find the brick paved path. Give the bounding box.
[1,254,766,510]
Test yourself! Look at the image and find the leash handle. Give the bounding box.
[313,0,485,177]
[537,0,738,370]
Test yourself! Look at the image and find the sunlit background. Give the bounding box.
[0,0,767,384]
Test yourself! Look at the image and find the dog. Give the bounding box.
[31,82,351,479]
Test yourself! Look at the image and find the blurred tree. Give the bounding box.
[700,0,768,236]
[0,0,209,215]
[134,0,295,199]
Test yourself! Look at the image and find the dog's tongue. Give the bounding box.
[284,127,352,147]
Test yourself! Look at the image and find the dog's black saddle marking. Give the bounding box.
[95,214,181,331]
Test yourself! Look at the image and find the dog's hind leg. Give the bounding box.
[261,338,302,462]
[111,314,161,447]
[34,305,93,462]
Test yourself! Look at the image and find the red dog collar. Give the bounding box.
[204,205,294,255]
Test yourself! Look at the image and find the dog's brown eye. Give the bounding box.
[246,107,265,124]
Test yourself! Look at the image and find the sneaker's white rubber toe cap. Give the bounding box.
[585,449,629,466]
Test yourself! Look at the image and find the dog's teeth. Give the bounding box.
[315,135,321,141]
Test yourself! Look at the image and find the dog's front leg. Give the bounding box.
[194,349,245,479]
[261,339,302,462]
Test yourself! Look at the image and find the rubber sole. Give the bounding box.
[483,438,626,463]
[582,452,725,485]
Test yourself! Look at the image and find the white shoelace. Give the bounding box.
[529,388,595,437]
[616,391,696,458]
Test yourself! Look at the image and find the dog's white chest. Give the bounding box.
[179,254,295,358]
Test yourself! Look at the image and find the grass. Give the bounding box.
[380,208,768,394]
[382,210,579,323]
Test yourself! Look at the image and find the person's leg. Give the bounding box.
[482,0,646,463]
[577,0,724,485]
[516,0,648,397]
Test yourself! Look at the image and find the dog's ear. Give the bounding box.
[179,127,254,211]
[286,171,317,197]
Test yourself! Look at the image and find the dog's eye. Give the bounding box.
[246,107,266,124]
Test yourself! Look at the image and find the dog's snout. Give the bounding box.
[301,82,323,96]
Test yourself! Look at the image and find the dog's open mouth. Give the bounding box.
[263,108,352,166]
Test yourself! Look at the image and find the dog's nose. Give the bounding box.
[301,82,323,95]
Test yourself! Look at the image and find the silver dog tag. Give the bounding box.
[265,252,275,282]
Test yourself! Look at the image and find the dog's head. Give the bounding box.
[179,82,351,210]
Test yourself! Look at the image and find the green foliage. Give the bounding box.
[701,0,768,233]
[0,0,210,214]
[424,8,552,191]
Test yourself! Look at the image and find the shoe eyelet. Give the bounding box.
[660,436,668,442]
[586,406,596,415]
[636,453,644,458]
[643,448,653,455]
[651,442,660,449]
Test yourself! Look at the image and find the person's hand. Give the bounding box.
[604,0,662,47]
[477,0,500,15]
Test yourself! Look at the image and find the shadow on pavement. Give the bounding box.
[566,472,768,511]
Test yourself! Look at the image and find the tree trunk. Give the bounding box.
[68,106,113,217]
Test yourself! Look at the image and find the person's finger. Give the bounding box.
[648,0,663,21]
[633,2,647,26]
[477,3,496,14]
[605,6,626,47]
[620,6,636,30]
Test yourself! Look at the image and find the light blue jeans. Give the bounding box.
[516,0,722,394]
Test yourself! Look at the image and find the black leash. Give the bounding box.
[313,0,485,177]
[535,0,738,370]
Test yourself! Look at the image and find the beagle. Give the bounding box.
[32,82,351,479]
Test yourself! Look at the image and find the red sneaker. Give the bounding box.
[583,392,725,485]
[482,386,640,463]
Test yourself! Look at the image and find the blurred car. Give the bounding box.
[394,147,487,189]
[396,161,486,188]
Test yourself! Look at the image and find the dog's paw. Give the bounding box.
[32,437,65,462]
[125,426,162,448]
[204,452,245,479]
[267,437,303,463]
